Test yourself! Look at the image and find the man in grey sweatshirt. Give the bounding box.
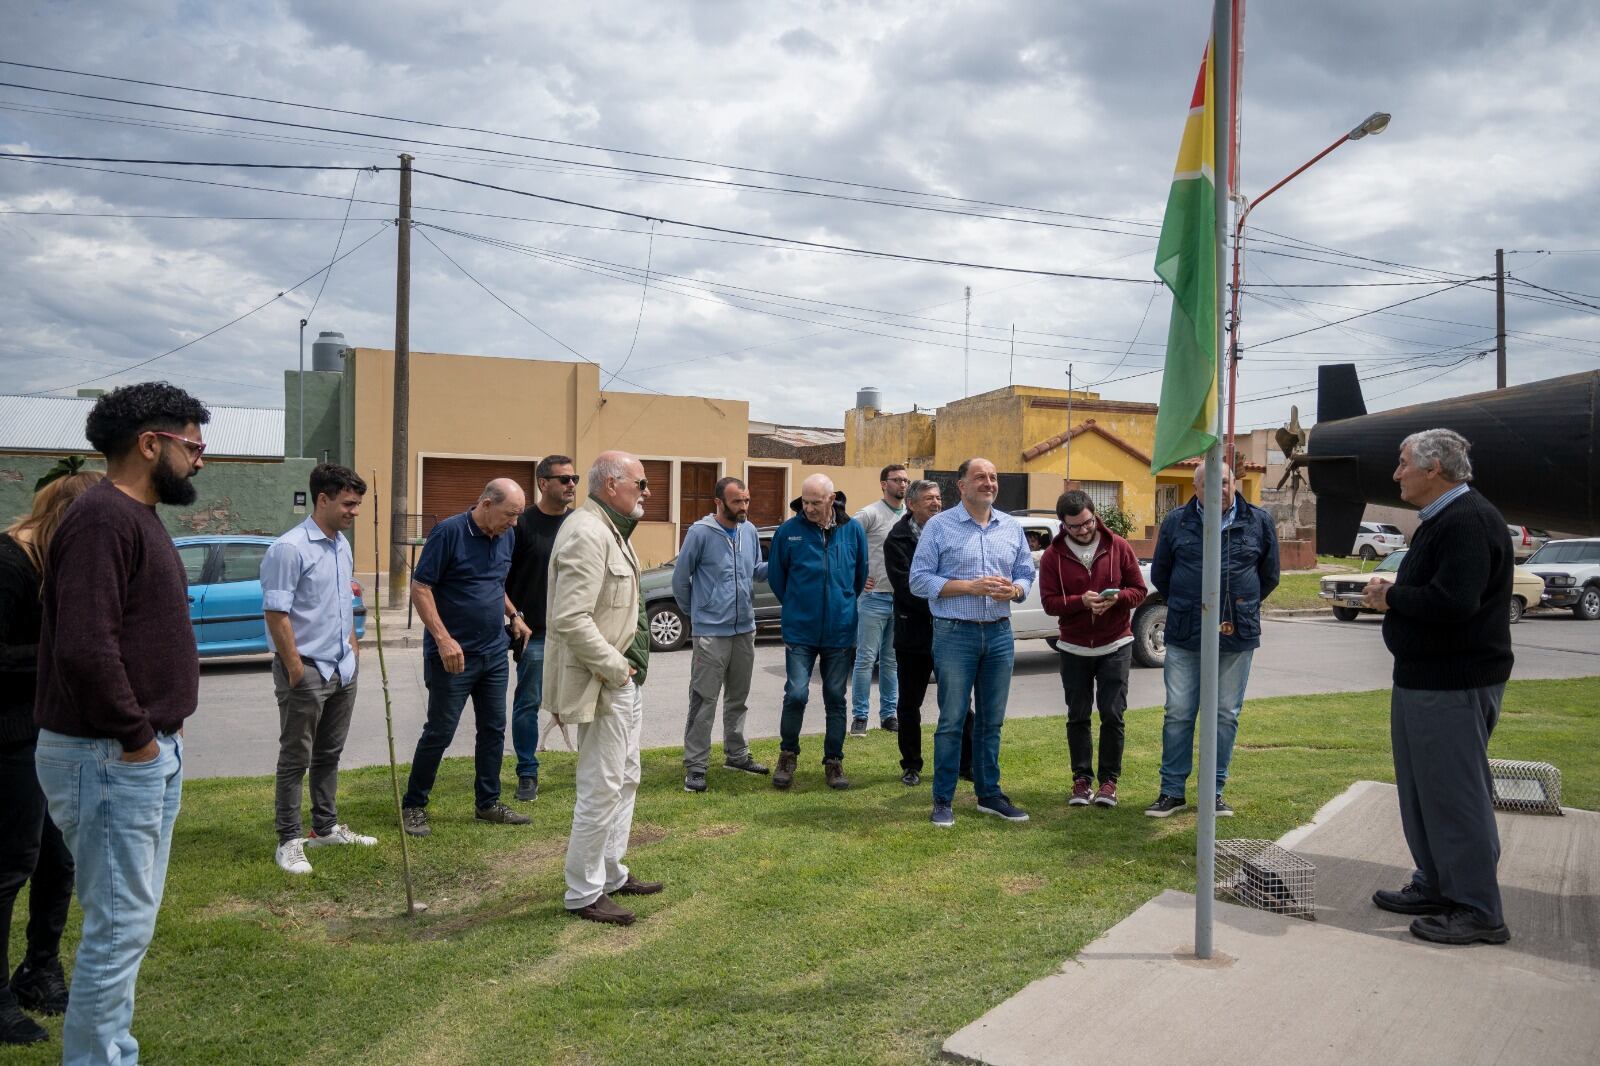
[672,477,772,792]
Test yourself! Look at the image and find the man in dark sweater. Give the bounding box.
[1364,428,1515,946]
[33,382,209,1063]
[504,454,578,802]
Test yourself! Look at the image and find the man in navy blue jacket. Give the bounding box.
[766,474,869,791]
[672,476,771,793]
[1146,462,1279,819]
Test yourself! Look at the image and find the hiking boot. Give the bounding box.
[901,769,921,787]
[930,802,955,828]
[1068,776,1093,807]
[1143,795,1186,818]
[1373,881,1449,916]
[569,893,635,926]
[10,957,67,1015]
[1410,907,1511,946]
[515,775,539,802]
[274,837,313,875]
[307,824,377,847]
[976,794,1030,822]
[824,759,850,790]
[773,751,798,790]
[402,807,431,837]
[476,802,531,825]
[850,718,869,737]
[881,716,899,733]
[612,874,664,896]
[0,988,46,1046]
[1093,780,1119,808]
[723,755,770,775]
[1215,796,1235,818]
[684,770,707,793]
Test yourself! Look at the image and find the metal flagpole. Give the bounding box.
[1195,0,1233,961]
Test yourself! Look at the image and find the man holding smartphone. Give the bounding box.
[1039,490,1146,808]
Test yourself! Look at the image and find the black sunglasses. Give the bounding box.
[542,474,580,486]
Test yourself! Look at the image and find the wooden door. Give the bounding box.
[420,458,536,533]
[746,466,787,528]
[679,462,719,545]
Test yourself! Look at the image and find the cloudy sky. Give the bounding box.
[3,1,1597,435]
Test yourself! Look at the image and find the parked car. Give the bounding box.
[1508,525,1551,562]
[1319,548,1546,623]
[639,516,1167,667]
[1349,521,1407,561]
[174,535,367,657]
[1522,537,1600,621]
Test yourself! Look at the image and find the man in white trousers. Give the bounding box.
[545,451,663,925]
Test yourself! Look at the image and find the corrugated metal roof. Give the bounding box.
[0,395,284,459]
[753,425,845,448]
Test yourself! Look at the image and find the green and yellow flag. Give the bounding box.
[1150,40,1220,473]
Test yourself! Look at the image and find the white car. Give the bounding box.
[1011,514,1166,667]
[1523,538,1600,621]
[1351,521,1407,561]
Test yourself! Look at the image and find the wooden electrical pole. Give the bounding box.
[387,153,413,608]
[1495,247,1507,389]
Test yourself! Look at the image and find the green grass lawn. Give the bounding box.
[9,678,1597,1065]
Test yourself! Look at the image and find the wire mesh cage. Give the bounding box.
[1488,759,1564,815]
[1216,839,1317,921]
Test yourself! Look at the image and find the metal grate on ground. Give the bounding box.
[1489,758,1564,815]
[1216,839,1317,921]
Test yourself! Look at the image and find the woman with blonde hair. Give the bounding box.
[0,466,103,1046]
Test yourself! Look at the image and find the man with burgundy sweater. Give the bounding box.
[1039,490,1146,809]
[33,382,209,1065]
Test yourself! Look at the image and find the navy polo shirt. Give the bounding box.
[412,509,516,658]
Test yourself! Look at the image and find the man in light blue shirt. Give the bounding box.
[261,464,375,875]
[909,457,1035,827]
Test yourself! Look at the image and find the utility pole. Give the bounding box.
[1009,323,1015,386]
[1064,364,1074,484]
[387,153,413,609]
[1495,247,1507,389]
[963,285,972,397]
[297,317,308,457]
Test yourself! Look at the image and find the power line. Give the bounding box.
[304,170,365,320]
[601,221,656,389]
[1240,280,1481,350]
[1,151,384,171]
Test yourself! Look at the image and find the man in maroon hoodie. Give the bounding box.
[1040,490,1146,808]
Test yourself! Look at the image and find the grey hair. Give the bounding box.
[587,454,631,487]
[907,479,940,502]
[1402,428,1473,482]
[478,481,509,504]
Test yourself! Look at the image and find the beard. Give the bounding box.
[153,457,198,506]
[629,501,646,520]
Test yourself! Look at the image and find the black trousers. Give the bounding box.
[0,738,74,987]
[1058,645,1132,784]
[895,646,972,775]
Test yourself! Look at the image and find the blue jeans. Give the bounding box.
[851,591,898,721]
[931,618,1013,805]
[779,644,852,764]
[1158,644,1255,799]
[35,730,183,1066]
[510,639,546,780]
[403,652,509,810]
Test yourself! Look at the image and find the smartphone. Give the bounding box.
[1099,588,1120,600]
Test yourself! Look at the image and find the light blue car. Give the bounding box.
[173,534,367,658]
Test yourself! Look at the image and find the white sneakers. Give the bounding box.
[275,838,312,875]
[276,825,378,874]
[306,824,378,848]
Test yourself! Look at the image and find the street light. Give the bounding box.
[1224,111,1391,469]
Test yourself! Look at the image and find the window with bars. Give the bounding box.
[1079,480,1122,514]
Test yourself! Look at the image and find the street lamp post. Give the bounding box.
[1224,111,1390,470]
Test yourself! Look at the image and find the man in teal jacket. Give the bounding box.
[672,476,771,793]
[766,474,869,791]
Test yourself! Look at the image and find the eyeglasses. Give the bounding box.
[542,474,580,486]
[151,431,206,458]
[1064,516,1097,532]
[885,477,911,485]
[614,477,648,492]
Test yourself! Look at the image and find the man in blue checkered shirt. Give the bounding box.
[909,457,1036,828]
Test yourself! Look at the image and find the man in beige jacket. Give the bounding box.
[545,451,663,925]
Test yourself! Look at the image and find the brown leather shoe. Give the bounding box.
[824,758,850,790]
[569,893,635,926]
[773,751,798,790]
[613,874,664,896]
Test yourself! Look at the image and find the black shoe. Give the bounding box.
[723,755,770,775]
[1410,907,1511,946]
[849,718,869,737]
[1215,796,1234,818]
[10,958,67,1015]
[613,873,664,896]
[402,806,431,837]
[975,794,1030,822]
[515,775,539,802]
[881,716,899,733]
[1144,795,1186,818]
[684,770,707,793]
[1373,881,1449,916]
[0,987,46,1045]
[475,802,531,825]
[901,769,921,786]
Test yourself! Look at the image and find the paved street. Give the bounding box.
[184,612,1600,779]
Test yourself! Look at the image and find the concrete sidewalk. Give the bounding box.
[944,781,1600,1065]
